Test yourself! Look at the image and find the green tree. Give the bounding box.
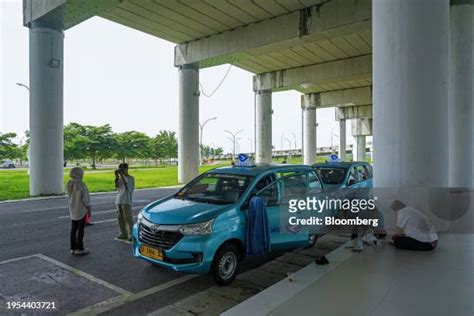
[114,131,150,163]
[149,131,177,164]
[0,133,20,160]
[64,123,90,162]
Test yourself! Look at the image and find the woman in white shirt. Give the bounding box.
[391,200,438,251]
[67,167,91,255]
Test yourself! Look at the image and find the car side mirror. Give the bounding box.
[348,179,356,186]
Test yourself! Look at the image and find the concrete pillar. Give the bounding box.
[338,119,347,161]
[302,107,317,165]
[29,22,64,195]
[355,135,366,162]
[351,118,371,162]
[449,0,474,188]
[178,64,200,183]
[373,0,449,188]
[256,90,272,164]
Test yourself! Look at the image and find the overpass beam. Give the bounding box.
[301,94,318,165]
[449,0,474,188]
[255,90,272,164]
[373,0,449,187]
[29,7,64,196]
[178,64,200,183]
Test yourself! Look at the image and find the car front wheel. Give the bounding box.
[211,243,240,285]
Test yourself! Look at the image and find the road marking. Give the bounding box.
[18,202,109,214]
[57,206,144,219]
[35,254,131,296]
[67,274,199,316]
[92,215,137,224]
[0,254,36,265]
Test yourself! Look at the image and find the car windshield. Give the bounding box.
[315,167,347,185]
[175,173,253,205]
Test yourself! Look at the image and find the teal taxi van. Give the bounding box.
[133,158,327,285]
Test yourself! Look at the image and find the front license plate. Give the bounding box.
[140,245,163,261]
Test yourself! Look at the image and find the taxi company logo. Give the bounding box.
[149,224,160,233]
[238,154,248,162]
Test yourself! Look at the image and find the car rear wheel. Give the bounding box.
[211,243,240,285]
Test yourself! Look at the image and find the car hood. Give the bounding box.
[142,197,232,225]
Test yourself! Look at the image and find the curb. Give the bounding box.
[0,185,182,204]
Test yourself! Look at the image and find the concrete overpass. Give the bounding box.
[23,0,473,196]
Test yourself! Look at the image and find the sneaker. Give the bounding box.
[116,234,128,240]
[70,250,75,254]
[74,249,90,255]
[127,236,133,242]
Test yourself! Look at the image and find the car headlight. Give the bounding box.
[137,211,144,225]
[179,219,214,236]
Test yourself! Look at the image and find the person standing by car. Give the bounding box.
[67,167,91,255]
[115,163,135,242]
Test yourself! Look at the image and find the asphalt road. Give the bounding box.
[0,188,277,316]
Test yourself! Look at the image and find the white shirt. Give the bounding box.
[397,206,438,243]
[115,175,135,205]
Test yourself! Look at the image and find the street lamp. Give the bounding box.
[224,129,244,161]
[199,117,217,162]
[331,127,339,154]
[16,82,30,91]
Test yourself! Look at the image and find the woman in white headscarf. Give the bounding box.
[67,167,91,255]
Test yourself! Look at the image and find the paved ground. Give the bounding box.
[0,189,349,315]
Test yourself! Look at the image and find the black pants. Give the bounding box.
[393,235,435,251]
[71,216,86,251]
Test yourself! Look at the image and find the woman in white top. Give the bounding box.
[391,200,438,251]
[67,167,91,255]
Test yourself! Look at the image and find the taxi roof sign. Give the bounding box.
[235,154,255,167]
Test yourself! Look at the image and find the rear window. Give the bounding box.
[315,167,347,185]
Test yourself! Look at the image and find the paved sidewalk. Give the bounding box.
[148,234,350,316]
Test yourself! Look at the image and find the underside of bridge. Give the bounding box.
[23,0,473,198]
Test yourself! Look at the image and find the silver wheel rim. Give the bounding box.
[218,251,237,280]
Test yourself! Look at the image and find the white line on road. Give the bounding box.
[67,274,199,316]
[92,215,137,224]
[35,254,132,296]
[0,254,37,265]
[57,206,144,219]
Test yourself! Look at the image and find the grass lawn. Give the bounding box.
[0,164,224,201]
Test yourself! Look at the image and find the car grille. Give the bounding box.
[139,224,184,250]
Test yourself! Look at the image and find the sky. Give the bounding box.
[0,0,358,154]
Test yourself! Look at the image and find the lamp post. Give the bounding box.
[16,83,30,169]
[16,82,30,91]
[331,127,339,154]
[225,129,244,161]
[199,117,217,162]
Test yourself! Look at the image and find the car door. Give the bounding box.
[251,173,285,248]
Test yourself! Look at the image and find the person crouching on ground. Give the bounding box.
[115,163,135,242]
[67,167,91,255]
[390,200,438,251]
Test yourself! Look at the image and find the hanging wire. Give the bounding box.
[199,65,232,98]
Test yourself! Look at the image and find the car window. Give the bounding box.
[308,172,323,194]
[347,167,359,185]
[176,173,253,204]
[253,174,278,206]
[277,171,307,204]
[315,167,347,185]
[356,165,370,181]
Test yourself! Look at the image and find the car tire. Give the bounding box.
[211,243,240,285]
